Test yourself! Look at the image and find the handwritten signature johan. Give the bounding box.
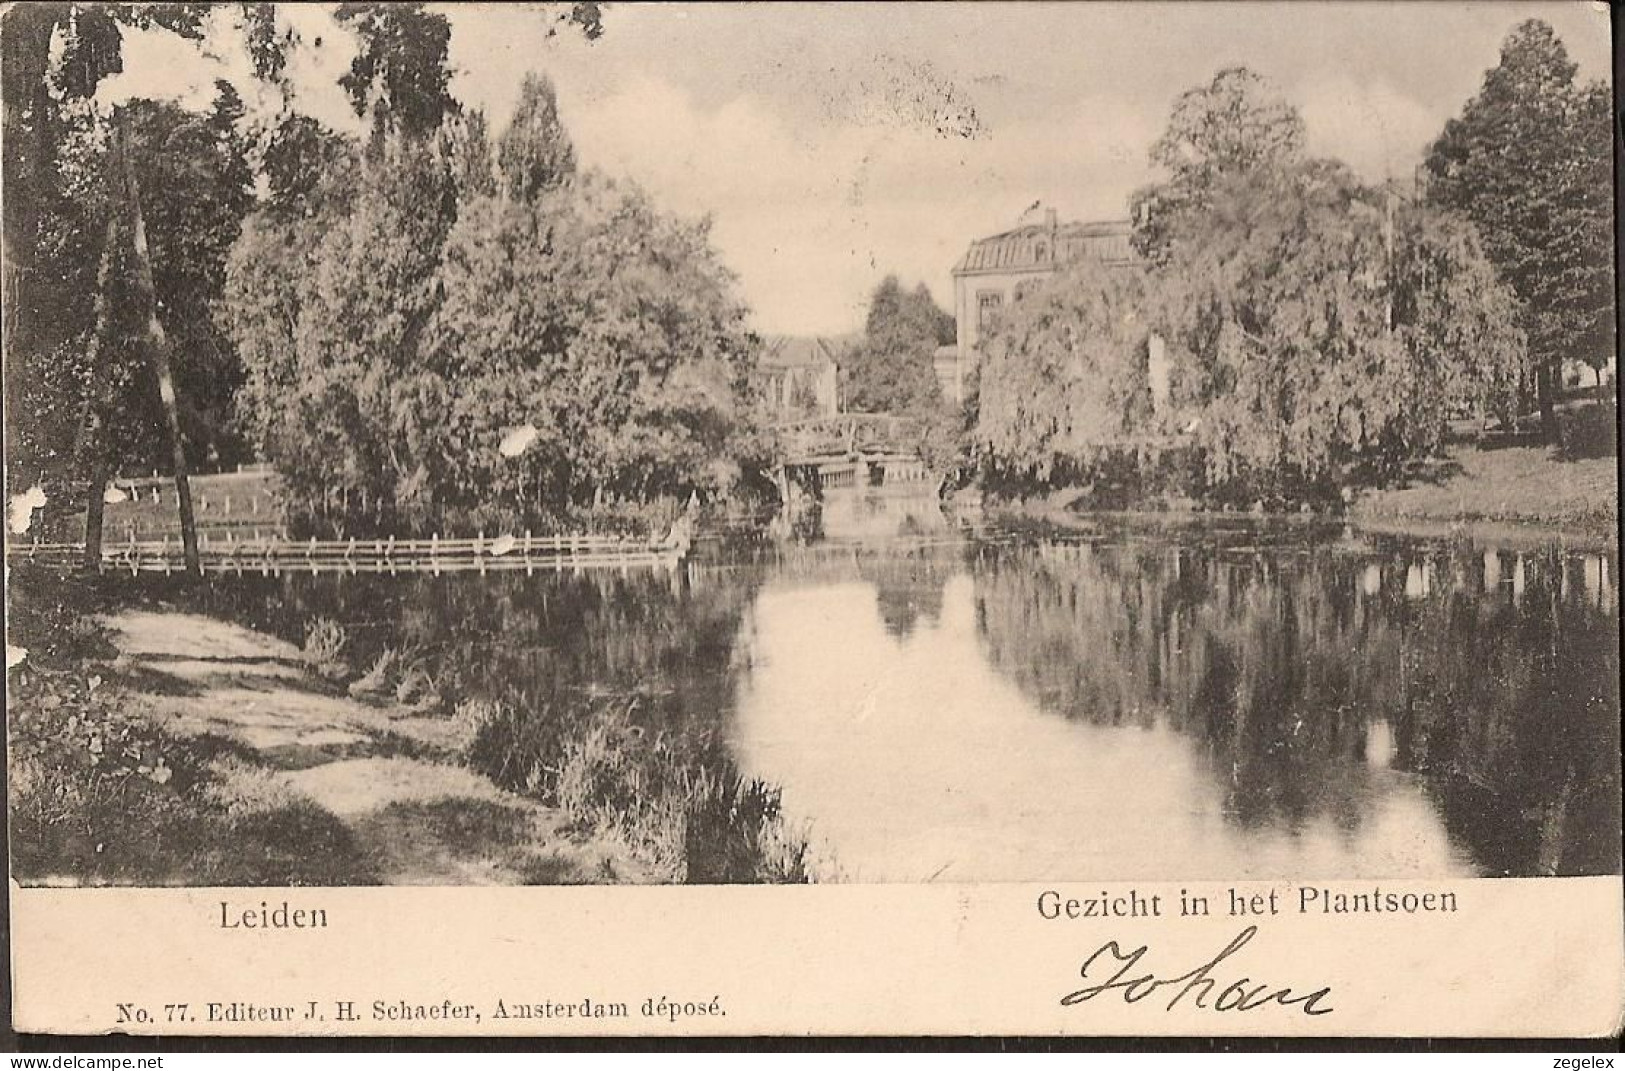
[1061,926,1335,1016]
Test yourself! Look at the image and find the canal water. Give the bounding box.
[200,494,1621,883]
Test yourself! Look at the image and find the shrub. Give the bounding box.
[4,568,118,668]
[300,617,350,681]
[680,768,810,884]
[394,666,432,706]
[8,669,203,882]
[347,647,400,699]
[1557,399,1618,461]
[465,689,815,883]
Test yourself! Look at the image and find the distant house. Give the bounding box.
[947,208,1135,405]
[1562,355,1616,391]
[758,335,846,417]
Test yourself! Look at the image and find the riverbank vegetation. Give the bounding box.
[970,27,1612,515]
[223,69,774,540]
[1350,436,1618,540]
[283,569,818,883]
[9,565,814,885]
[7,570,377,884]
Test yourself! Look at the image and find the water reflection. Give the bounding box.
[815,486,949,542]
[189,526,1621,882]
[962,536,1621,880]
[731,573,1468,881]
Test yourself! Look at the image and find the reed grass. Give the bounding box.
[464,693,815,883]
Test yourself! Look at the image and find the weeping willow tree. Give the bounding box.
[1146,162,1523,502]
[975,66,1524,507]
[972,257,1155,496]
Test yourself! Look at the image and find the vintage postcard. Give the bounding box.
[4,0,1621,1041]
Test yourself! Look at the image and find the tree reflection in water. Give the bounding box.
[973,536,1620,877]
[182,529,1619,881]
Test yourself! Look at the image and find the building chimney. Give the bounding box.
[1045,207,1058,231]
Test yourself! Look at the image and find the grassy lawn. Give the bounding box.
[27,468,287,543]
[1353,439,1617,537]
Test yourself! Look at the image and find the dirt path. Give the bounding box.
[104,609,646,885]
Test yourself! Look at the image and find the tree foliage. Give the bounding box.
[224,72,766,538]
[2,4,210,491]
[4,2,609,538]
[498,73,575,200]
[260,113,358,214]
[223,129,463,535]
[979,66,1525,505]
[422,175,760,532]
[974,258,1150,484]
[1424,19,1613,429]
[1130,66,1306,265]
[842,275,953,414]
[8,63,255,503]
[1149,164,1522,498]
[335,2,458,150]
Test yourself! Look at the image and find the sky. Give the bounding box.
[109,2,1613,338]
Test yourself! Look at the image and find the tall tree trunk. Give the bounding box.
[82,453,109,572]
[1537,359,1559,444]
[76,208,121,572]
[116,109,201,577]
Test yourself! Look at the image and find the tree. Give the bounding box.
[223,130,463,536]
[115,107,204,573]
[446,107,497,202]
[226,113,765,539]
[11,27,253,562]
[421,172,761,533]
[974,257,1151,487]
[1424,19,1613,435]
[1129,66,1306,265]
[2,3,213,504]
[260,113,358,214]
[122,89,257,465]
[843,276,953,414]
[498,73,575,200]
[334,2,458,150]
[1147,164,1522,499]
[978,69,1525,506]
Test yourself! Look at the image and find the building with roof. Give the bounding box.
[757,335,848,418]
[947,208,1134,405]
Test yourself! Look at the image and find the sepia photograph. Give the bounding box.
[2,0,1620,1042]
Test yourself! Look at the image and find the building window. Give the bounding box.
[977,290,1003,332]
[1034,241,1048,262]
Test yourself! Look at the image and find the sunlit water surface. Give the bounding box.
[198,492,1622,882]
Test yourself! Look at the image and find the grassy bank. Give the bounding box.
[6,570,655,885]
[1349,440,1617,544]
[8,572,365,885]
[980,436,1616,549]
[7,568,818,885]
[307,608,817,884]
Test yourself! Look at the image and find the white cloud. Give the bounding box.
[560,76,1158,336]
[276,5,364,135]
[96,11,241,113]
[106,4,360,134]
[1299,77,1440,182]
